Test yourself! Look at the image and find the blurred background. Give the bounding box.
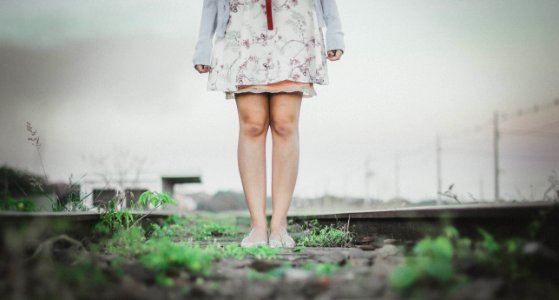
[1,0,558,214]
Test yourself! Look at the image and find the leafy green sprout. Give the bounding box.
[146,214,242,242]
[302,261,343,277]
[94,190,177,235]
[0,193,36,212]
[389,224,539,293]
[97,212,284,287]
[296,219,352,247]
[247,261,343,282]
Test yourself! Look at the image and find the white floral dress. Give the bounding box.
[207,0,329,100]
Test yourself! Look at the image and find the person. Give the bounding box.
[192,0,345,248]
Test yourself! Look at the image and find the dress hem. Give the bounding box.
[224,85,317,100]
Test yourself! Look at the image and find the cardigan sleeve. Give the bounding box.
[321,0,345,53]
[192,0,218,67]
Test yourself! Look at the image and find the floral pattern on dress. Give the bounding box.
[207,0,329,99]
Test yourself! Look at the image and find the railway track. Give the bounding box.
[288,201,559,250]
[1,201,558,300]
[1,201,557,248]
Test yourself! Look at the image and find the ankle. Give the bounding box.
[270,224,288,233]
[250,223,267,231]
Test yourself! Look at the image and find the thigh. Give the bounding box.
[235,92,271,124]
[269,92,303,123]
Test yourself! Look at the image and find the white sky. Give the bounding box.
[1,0,558,202]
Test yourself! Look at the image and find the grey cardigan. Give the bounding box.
[192,0,345,67]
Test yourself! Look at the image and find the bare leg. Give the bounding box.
[235,92,270,244]
[269,91,302,240]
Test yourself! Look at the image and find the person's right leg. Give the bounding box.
[235,92,270,245]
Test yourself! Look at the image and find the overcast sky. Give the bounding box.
[1,0,558,202]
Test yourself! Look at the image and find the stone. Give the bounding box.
[383,238,397,245]
[316,251,347,265]
[347,247,377,259]
[248,259,284,272]
[284,269,312,282]
[372,244,400,259]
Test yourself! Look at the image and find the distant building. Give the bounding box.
[81,172,202,211]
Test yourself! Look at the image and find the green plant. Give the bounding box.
[94,190,176,235]
[139,238,214,280]
[98,212,280,287]
[58,256,108,289]
[24,122,90,212]
[302,261,342,277]
[0,192,36,212]
[216,242,281,260]
[388,225,467,291]
[247,261,343,282]
[296,219,352,247]
[191,222,240,241]
[247,263,292,281]
[104,226,146,256]
[388,224,541,295]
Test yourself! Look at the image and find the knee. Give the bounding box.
[239,118,269,137]
[270,118,298,137]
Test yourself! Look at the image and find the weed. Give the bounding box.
[104,226,146,257]
[302,261,342,277]
[155,273,175,287]
[58,256,108,289]
[159,213,242,241]
[247,263,292,281]
[247,261,343,282]
[94,190,176,235]
[388,224,547,296]
[97,211,280,288]
[543,170,559,202]
[0,192,36,211]
[296,219,352,247]
[23,122,90,212]
[139,238,214,278]
[216,242,281,259]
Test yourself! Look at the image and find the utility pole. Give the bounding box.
[493,111,501,202]
[364,157,374,203]
[343,173,349,201]
[324,175,329,197]
[479,174,485,202]
[436,134,442,204]
[394,153,400,198]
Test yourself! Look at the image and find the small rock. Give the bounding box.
[450,278,503,300]
[316,251,347,265]
[357,244,377,251]
[248,259,283,272]
[284,269,312,282]
[372,244,400,259]
[348,257,372,267]
[355,236,375,244]
[348,247,376,259]
[383,238,397,245]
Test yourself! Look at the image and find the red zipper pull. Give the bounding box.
[266,0,273,30]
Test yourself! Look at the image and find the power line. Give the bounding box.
[501,131,559,140]
[493,111,501,202]
[439,119,493,141]
[434,98,559,203]
[353,98,558,202]
[499,98,559,122]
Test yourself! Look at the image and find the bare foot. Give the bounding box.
[240,226,268,247]
[268,226,295,248]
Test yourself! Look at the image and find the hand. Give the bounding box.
[327,49,343,61]
[195,64,211,73]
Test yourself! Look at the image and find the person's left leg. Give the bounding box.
[269,91,303,243]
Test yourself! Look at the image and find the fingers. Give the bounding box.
[197,65,209,73]
[195,64,211,73]
[326,49,343,61]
